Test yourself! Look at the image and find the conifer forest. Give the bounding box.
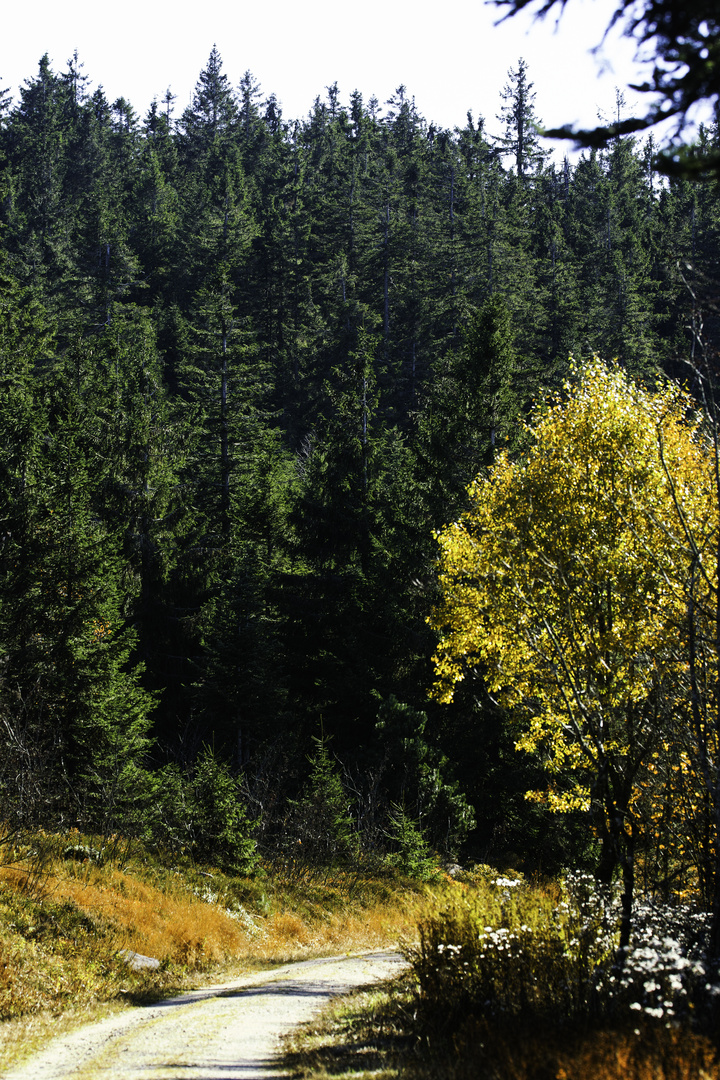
[2,43,720,894]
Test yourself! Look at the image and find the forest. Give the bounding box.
[1,43,719,892]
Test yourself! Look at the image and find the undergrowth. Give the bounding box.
[283,868,720,1080]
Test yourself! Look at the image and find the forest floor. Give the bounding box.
[0,835,430,1075]
[3,844,719,1080]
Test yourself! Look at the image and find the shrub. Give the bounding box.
[408,871,720,1045]
[147,748,259,873]
[384,806,441,882]
[284,735,357,865]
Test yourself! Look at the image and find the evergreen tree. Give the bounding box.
[375,696,475,856]
[4,56,74,295]
[0,246,55,820]
[286,733,356,863]
[178,47,238,170]
[0,331,155,828]
[495,59,548,178]
[132,101,180,297]
[70,88,143,329]
[287,326,429,750]
[417,295,522,524]
[565,138,658,371]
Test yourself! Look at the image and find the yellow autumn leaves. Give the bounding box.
[430,358,717,823]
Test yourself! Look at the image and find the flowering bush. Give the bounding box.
[408,870,720,1041]
[409,874,597,1032]
[598,898,718,1028]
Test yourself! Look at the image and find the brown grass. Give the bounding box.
[57,866,250,967]
[46,862,422,967]
[443,1018,720,1080]
[257,899,420,961]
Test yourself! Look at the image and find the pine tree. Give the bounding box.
[565,137,658,372]
[132,101,180,297]
[178,47,238,170]
[0,329,155,829]
[495,59,548,178]
[287,326,429,749]
[4,56,73,295]
[69,87,143,329]
[0,245,55,821]
[417,295,522,525]
[287,733,356,863]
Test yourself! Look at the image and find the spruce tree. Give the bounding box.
[178,47,238,170]
[0,327,155,829]
[495,59,548,178]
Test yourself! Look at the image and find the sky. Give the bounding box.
[2,0,663,157]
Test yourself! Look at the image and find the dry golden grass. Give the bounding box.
[446,1018,720,1080]
[256,897,421,962]
[57,866,251,967]
[556,1027,719,1080]
[41,862,422,967]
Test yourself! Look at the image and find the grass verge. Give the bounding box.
[282,976,414,1080]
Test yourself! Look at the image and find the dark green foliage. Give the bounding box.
[496,58,548,178]
[150,747,259,873]
[286,735,357,865]
[375,697,475,858]
[385,805,441,880]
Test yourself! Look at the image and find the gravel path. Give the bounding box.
[1,951,407,1080]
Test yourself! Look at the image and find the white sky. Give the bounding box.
[2,0,662,157]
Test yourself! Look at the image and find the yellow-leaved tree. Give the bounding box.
[430,358,717,948]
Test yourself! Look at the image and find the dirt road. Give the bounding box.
[2,951,407,1080]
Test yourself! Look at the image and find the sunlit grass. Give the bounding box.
[283,979,410,1080]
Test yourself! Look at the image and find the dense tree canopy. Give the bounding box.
[1,47,720,889]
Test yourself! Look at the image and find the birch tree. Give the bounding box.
[429,358,715,949]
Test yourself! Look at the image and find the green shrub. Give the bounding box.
[385,806,441,882]
[147,748,259,873]
[285,734,357,865]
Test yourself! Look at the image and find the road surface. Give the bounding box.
[2,951,406,1080]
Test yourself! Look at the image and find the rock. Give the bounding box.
[118,949,161,971]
